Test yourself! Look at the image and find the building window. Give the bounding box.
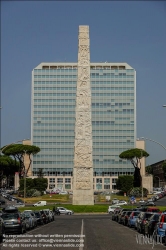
[104,184,110,189]
[112,178,117,183]
[49,184,55,189]
[49,178,55,183]
[96,178,102,190]
[104,178,110,184]
[96,178,102,184]
[65,184,71,189]
[57,178,63,183]
[65,178,71,183]
[104,178,110,189]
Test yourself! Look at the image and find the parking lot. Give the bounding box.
[0,215,165,250]
[1,189,166,249]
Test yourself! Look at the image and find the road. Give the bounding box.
[0,215,165,250]
[155,196,166,207]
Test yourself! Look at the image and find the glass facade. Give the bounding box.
[31,64,136,178]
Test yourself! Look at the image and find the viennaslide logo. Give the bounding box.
[136,234,163,249]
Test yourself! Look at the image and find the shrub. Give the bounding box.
[129,187,148,197]
[26,189,41,197]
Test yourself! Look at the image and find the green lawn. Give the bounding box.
[16,204,166,213]
[16,194,70,204]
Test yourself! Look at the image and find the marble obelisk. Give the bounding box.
[72,26,94,205]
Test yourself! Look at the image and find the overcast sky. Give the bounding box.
[1,1,166,166]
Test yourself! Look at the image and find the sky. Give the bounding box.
[1,1,166,166]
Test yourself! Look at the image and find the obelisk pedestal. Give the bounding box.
[72,26,94,205]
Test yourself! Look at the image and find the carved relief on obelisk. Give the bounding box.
[73,26,94,205]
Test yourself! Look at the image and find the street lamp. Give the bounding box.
[155,176,160,188]
[140,137,166,151]
[139,137,166,190]
[23,150,28,205]
[163,105,166,107]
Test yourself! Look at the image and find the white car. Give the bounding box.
[112,198,120,204]
[108,205,121,214]
[139,199,146,204]
[57,207,74,215]
[116,201,128,206]
[59,191,68,195]
[15,203,25,207]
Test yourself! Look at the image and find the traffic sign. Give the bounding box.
[130,196,135,201]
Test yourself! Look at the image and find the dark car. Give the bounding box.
[144,202,156,206]
[0,199,6,206]
[113,209,122,222]
[0,217,4,242]
[16,198,24,204]
[1,213,26,234]
[117,209,130,223]
[2,206,19,214]
[40,210,49,224]
[54,208,60,216]
[121,211,132,226]
[137,212,154,234]
[111,209,121,221]
[135,207,148,212]
[34,211,44,225]
[144,213,160,236]
[118,211,127,224]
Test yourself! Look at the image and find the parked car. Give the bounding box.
[137,206,160,212]
[15,203,25,208]
[147,198,153,202]
[108,205,121,214]
[1,213,26,234]
[111,208,122,221]
[139,199,146,204]
[14,198,25,207]
[59,191,68,195]
[34,211,44,225]
[112,198,119,204]
[40,210,49,224]
[0,199,6,205]
[0,217,4,241]
[2,206,19,214]
[153,212,166,242]
[118,211,127,224]
[23,212,37,229]
[43,209,53,222]
[117,201,128,206]
[57,207,74,215]
[145,201,156,206]
[49,210,55,221]
[136,212,155,234]
[54,208,60,216]
[144,213,160,236]
[117,208,130,223]
[151,196,157,202]
[30,212,38,227]
[128,211,140,228]
[121,211,132,226]
[146,207,160,213]
[21,213,32,231]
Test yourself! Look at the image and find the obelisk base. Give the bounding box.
[72,167,94,205]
